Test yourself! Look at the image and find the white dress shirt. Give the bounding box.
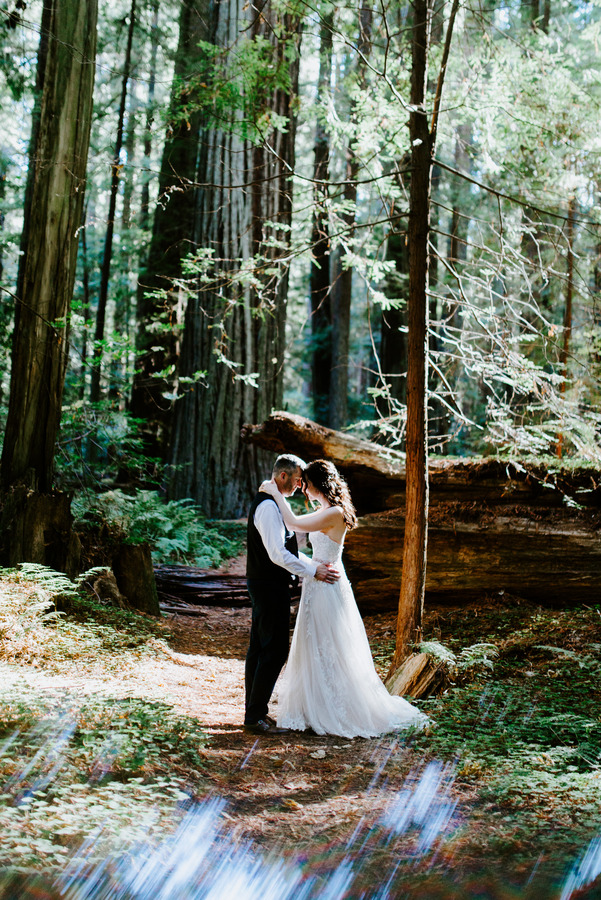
[254,497,317,580]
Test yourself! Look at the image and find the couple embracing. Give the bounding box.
[244,454,427,739]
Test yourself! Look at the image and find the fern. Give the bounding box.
[418,641,457,668]
[18,563,79,599]
[457,643,499,673]
[417,639,499,677]
[73,490,243,567]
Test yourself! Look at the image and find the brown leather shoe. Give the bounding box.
[244,718,288,735]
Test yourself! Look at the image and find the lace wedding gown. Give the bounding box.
[276,531,428,738]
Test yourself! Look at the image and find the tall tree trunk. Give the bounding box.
[139,0,159,234]
[168,0,302,517]
[380,228,409,409]
[0,0,97,570]
[79,202,92,401]
[309,7,334,426]
[390,0,459,670]
[109,102,138,403]
[130,0,209,463]
[557,196,575,458]
[89,0,136,405]
[329,3,373,430]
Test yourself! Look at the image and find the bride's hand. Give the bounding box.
[259,480,279,496]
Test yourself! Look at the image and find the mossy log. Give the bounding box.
[242,411,601,514]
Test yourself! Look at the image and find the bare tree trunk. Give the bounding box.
[168,0,302,516]
[390,0,459,671]
[80,202,92,401]
[90,0,136,405]
[329,3,373,430]
[557,196,575,458]
[130,0,209,463]
[309,8,334,425]
[139,0,159,234]
[390,0,432,670]
[0,0,97,570]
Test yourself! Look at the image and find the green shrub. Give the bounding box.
[72,489,245,567]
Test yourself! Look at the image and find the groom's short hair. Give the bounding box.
[272,454,306,477]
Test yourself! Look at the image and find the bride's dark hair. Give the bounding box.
[303,459,357,529]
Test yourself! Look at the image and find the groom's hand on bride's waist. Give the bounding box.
[315,563,340,583]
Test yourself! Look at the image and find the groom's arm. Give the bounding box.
[254,500,318,579]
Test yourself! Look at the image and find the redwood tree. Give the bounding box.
[130,0,211,463]
[168,0,302,517]
[0,0,98,567]
[390,0,459,671]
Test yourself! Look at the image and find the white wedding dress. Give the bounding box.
[276,531,428,738]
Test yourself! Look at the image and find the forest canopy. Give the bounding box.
[1,0,600,519]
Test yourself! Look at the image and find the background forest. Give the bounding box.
[1,0,601,522]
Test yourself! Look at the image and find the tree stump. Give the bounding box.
[112,543,160,616]
[386,652,446,700]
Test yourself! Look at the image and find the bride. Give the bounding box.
[260,459,428,739]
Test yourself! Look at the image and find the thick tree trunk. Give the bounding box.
[0,0,97,568]
[90,0,136,405]
[1,0,97,494]
[392,0,433,669]
[309,8,334,426]
[168,0,301,517]
[130,0,210,463]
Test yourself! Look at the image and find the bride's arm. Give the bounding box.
[259,481,342,533]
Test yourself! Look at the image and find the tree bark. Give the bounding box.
[1,0,98,493]
[130,0,211,464]
[391,0,433,669]
[309,7,334,426]
[168,0,302,517]
[557,196,575,459]
[90,0,136,405]
[242,411,601,511]
[139,0,159,234]
[330,3,373,430]
[112,542,160,616]
[344,503,601,611]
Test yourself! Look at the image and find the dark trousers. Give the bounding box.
[244,578,291,724]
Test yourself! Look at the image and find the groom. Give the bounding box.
[244,453,339,734]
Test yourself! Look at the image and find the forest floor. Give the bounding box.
[0,566,600,898]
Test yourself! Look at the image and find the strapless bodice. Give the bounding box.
[309,531,345,565]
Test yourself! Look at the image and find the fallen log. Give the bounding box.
[344,503,601,611]
[154,566,250,607]
[154,564,301,608]
[242,411,601,514]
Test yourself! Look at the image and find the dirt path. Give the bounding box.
[145,604,438,851]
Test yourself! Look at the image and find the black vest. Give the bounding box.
[247,493,299,583]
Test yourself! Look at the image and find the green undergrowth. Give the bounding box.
[0,567,209,872]
[0,565,170,674]
[0,681,207,869]
[410,600,601,865]
[73,489,245,567]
